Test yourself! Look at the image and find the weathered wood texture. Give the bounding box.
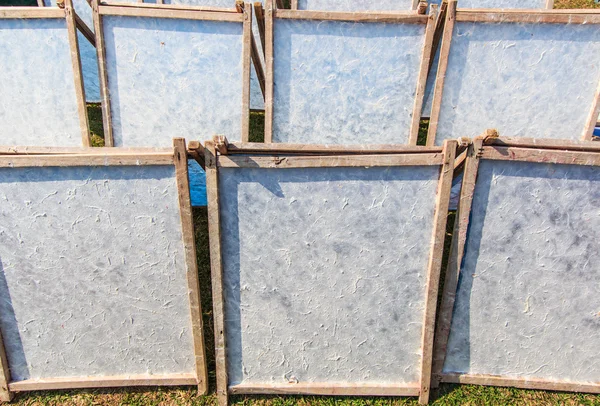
[296,0,416,11]
[207,145,457,404]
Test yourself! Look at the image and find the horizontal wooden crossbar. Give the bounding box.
[223,142,445,155]
[0,7,65,19]
[274,9,428,23]
[440,373,600,394]
[9,374,198,392]
[218,153,444,168]
[456,9,600,24]
[0,153,175,168]
[0,146,173,155]
[100,1,238,13]
[485,137,600,152]
[229,382,421,396]
[480,146,600,167]
[98,5,244,22]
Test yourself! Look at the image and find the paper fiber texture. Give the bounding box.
[219,165,440,385]
[434,22,600,144]
[272,19,425,144]
[0,18,83,146]
[103,15,245,146]
[0,165,195,381]
[444,160,600,383]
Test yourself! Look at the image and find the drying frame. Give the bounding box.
[263,0,437,144]
[92,0,253,146]
[0,0,90,147]
[432,135,600,394]
[0,139,207,402]
[426,1,600,146]
[204,137,458,405]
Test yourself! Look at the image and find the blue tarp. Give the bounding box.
[188,159,207,207]
[594,126,600,137]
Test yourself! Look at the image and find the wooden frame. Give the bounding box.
[93,1,253,145]
[205,137,457,405]
[432,134,600,395]
[290,0,423,11]
[0,3,91,147]
[0,139,207,400]
[264,0,435,144]
[427,1,600,146]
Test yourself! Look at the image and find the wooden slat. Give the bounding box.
[546,0,555,9]
[456,10,600,24]
[409,5,438,145]
[0,331,12,402]
[74,12,96,47]
[264,0,275,142]
[440,373,600,394]
[0,153,175,168]
[9,374,197,391]
[0,7,65,18]
[0,146,172,155]
[486,137,600,152]
[431,138,483,386]
[223,142,444,154]
[290,0,297,10]
[426,0,456,146]
[584,77,600,141]
[98,5,244,22]
[217,153,444,168]
[204,141,229,406]
[241,3,253,142]
[254,2,266,53]
[37,0,45,7]
[251,34,266,98]
[274,9,428,23]
[92,0,114,146]
[229,382,421,396]
[428,0,447,73]
[418,139,457,405]
[65,0,91,147]
[481,146,600,166]
[100,1,238,12]
[173,138,208,396]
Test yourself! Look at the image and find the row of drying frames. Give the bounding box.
[2,133,600,405]
[3,0,600,147]
[1,0,600,404]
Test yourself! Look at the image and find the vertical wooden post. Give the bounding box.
[546,0,555,9]
[64,0,91,147]
[426,0,456,147]
[205,140,229,406]
[583,78,600,141]
[173,138,208,395]
[409,5,438,145]
[254,2,266,54]
[418,139,457,404]
[92,0,114,147]
[291,0,298,9]
[264,0,275,143]
[431,137,483,387]
[0,331,13,402]
[241,3,253,142]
